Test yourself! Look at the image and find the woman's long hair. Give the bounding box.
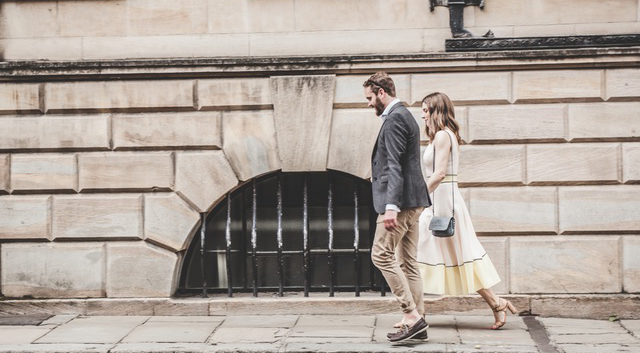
[422,92,463,145]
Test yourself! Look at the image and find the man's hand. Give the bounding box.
[383,210,398,231]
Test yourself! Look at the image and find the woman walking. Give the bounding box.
[418,92,517,330]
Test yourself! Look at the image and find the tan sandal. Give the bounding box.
[491,298,517,330]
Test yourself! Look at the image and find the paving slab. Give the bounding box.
[220,314,298,328]
[214,343,282,352]
[551,332,639,344]
[446,343,538,353]
[558,343,640,353]
[458,327,535,346]
[296,315,375,327]
[40,315,78,326]
[290,325,373,338]
[122,321,220,343]
[146,316,224,323]
[284,336,373,343]
[109,343,216,353]
[0,315,51,325]
[208,327,289,344]
[283,342,448,352]
[621,319,640,336]
[0,326,51,344]
[0,344,112,353]
[455,315,527,330]
[35,316,149,344]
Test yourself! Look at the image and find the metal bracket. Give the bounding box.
[430,0,485,12]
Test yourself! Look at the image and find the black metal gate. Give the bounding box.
[177,171,389,297]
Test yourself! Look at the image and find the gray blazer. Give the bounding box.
[371,102,431,214]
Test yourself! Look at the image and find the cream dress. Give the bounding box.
[418,129,501,295]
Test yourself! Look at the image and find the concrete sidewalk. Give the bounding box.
[0,314,639,353]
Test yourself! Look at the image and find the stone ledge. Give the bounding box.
[0,294,637,319]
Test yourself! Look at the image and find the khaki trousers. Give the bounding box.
[371,207,425,314]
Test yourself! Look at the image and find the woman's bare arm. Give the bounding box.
[426,131,452,194]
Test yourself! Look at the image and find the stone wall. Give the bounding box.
[1,0,639,60]
[1,50,639,298]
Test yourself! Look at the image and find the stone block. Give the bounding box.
[249,29,424,57]
[0,83,40,113]
[0,37,83,61]
[327,109,381,179]
[106,242,178,298]
[458,145,524,185]
[82,34,250,60]
[0,154,8,192]
[271,75,335,172]
[510,236,620,293]
[153,299,209,316]
[127,0,207,36]
[469,187,557,234]
[526,143,619,184]
[0,115,109,151]
[478,237,508,294]
[175,151,238,212]
[473,0,637,26]
[334,75,411,105]
[409,106,469,143]
[36,316,147,344]
[144,193,200,252]
[44,81,193,112]
[513,24,576,37]
[207,0,248,33]
[86,299,160,316]
[113,112,221,149]
[623,143,640,183]
[623,237,640,293]
[52,195,143,240]
[569,102,640,140]
[411,72,511,105]
[222,110,281,181]
[0,2,57,38]
[559,186,640,233]
[513,70,603,102]
[606,69,640,100]
[0,326,52,344]
[468,104,566,143]
[531,295,640,320]
[58,1,126,37]
[575,22,640,36]
[0,195,50,240]
[11,154,77,192]
[198,78,271,109]
[247,0,295,32]
[1,242,105,298]
[78,152,173,191]
[123,320,220,343]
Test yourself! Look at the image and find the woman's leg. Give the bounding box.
[477,288,517,329]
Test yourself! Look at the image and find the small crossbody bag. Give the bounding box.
[428,131,456,237]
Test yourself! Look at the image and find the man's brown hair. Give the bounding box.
[363,72,396,97]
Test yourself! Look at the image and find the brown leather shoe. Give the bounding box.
[387,318,428,342]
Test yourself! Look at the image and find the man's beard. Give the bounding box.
[374,99,385,116]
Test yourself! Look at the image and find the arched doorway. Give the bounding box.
[177,171,387,297]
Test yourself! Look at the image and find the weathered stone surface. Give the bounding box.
[78,152,173,191]
[0,2,57,38]
[36,316,148,344]
[112,112,221,149]
[478,237,508,294]
[623,237,640,293]
[334,75,411,105]
[531,295,640,319]
[52,195,143,240]
[469,187,557,234]
[458,145,524,185]
[0,195,50,240]
[513,70,603,102]
[559,186,640,233]
[0,300,87,316]
[0,37,83,61]
[221,315,298,328]
[290,325,371,338]
[0,154,9,192]
[606,68,640,100]
[123,320,219,343]
[526,143,619,184]
[106,242,178,298]
[209,327,288,344]
[144,193,200,252]
[152,300,210,316]
[623,143,640,183]
[411,72,511,104]
[246,0,295,32]
[198,78,271,109]
[467,104,566,142]
[0,326,51,344]
[409,106,468,143]
[86,299,160,316]
[126,0,207,36]
[207,0,248,33]
[0,116,109,151]
[559,343,640,353]
[327,109,381,179]
[0,83,40,113]
[621,320,640,336]
[111,343,216,353]
[222,110,281,181]
[174,151,238,212]
[271,75,335,171]
[82,34,249,60]
[510,237,620,293]
[44,81,193,112]
[1,242,105,298]
[11,154,77,191]
[568,102,640,140]
[58,0,126,37]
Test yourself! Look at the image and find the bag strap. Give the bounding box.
[432,130,455,218]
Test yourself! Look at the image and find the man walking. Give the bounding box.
[364,72,431,342]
